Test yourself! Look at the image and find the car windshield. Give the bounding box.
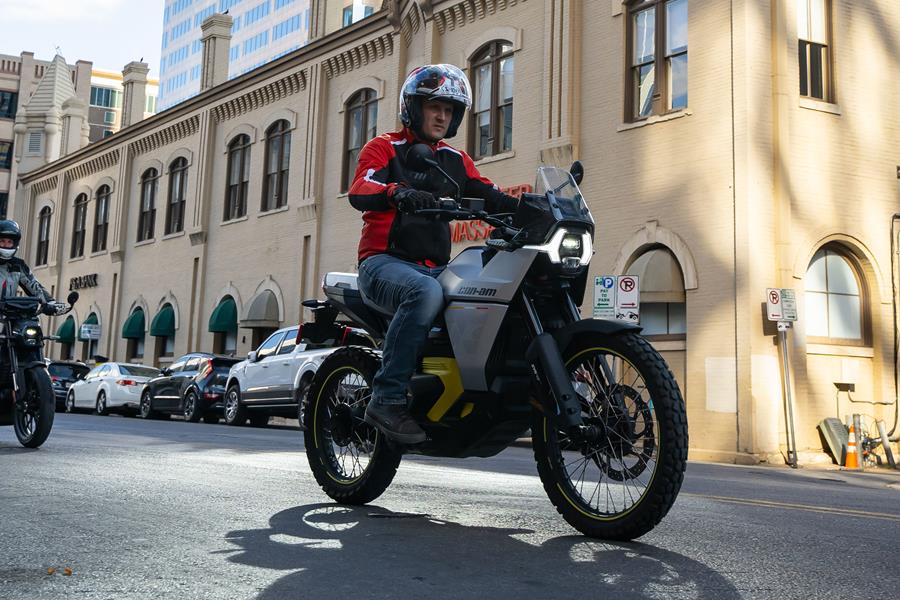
[119,365,160,377]
[48,364,87,379]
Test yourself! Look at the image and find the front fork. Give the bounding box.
[520,292,584,432]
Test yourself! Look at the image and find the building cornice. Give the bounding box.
[20,11,394,185]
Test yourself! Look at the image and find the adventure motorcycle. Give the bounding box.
[304,149,687,540]
[0,291,78,448]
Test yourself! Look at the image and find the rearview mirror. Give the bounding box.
[406,143,436,172]
[160,367,171,376]
[66,291,79,305]
[569,160,584,186]
[247,351,258,362]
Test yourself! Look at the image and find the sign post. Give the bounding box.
[766,288,799,468]
[79,324,101,341]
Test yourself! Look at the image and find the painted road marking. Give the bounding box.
[687,493,900,522]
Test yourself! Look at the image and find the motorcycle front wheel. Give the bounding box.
[14,366,55,448]
[304,347,401,505]
[533,331,688,540]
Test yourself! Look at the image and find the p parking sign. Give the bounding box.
[593,276,616,319]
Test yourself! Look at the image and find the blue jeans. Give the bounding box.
[357,254,445,406]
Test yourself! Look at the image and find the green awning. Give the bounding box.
[55,316,76,344]
[121,309,145,339]
[150,304,175,337]
[78,313,98,341]
[208,297,237,333]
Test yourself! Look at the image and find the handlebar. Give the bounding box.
[414,198,523,243]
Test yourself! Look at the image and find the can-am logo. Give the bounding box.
[458,286,497,297]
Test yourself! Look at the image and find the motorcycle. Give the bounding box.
[0,291,78,448]
[304,148,687,540]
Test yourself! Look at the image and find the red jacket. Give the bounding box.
[349,129,515,266]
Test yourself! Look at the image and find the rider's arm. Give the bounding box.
[348,137,401,212]
[460,152,519,214]
[17,262,53,303]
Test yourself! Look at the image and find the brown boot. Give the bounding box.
[364,402,426,444]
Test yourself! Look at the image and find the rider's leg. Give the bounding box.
[358,254,444,442]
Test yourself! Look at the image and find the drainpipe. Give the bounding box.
[888,215,900,438]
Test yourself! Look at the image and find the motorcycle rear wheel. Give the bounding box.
[14,367,55,448]
[533,331,687,540]
[304,347,401,505]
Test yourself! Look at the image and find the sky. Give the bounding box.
[0,0,164,78]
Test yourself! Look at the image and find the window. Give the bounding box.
[626,247,686,340]
[166,157,188,234]
[103,111,116,125]
[138,168,158,242]
[89,87,122,109]
[0,91,17,119]
[70,193,88,258]
[262,120,290,211]
[36,207,51,266]
[256,331,286,360]
[342,6,352,27]
[0,140,11,169]
[470,41,515,159]
[364,5,374,18]
[277,328,299,355]
[626,0,688,121]
[225,134,251,220]
[0,192,8,219]
[342,89,377,192]
[798,0,832,101]
[93,186,110,253]
[805,246,866,344]
[146,95,158,114]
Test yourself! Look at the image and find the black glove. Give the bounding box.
[42,301,70,316]
[499,193,519,214]
[392,187,439,214]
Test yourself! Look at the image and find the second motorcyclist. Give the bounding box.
[0,219,69,315]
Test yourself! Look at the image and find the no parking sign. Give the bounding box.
[593,275,640,322]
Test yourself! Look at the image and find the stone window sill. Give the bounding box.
[475,150,515,167]
[90,249,108,258]
[806,344,873,358]
[258,204,290,218]
[67,255,85,264]
[618,109,692,132]
[799,98,841,115]
[221,215,249,227]
[134,238,155,248]
[162,230,185,241]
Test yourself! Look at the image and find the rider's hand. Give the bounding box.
[393,188,438,214]
[43,302,70,316]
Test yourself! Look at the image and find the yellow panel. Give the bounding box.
[422,357,464,422]
[460,402,475,418]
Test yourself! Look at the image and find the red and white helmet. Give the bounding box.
[399,64,472,139]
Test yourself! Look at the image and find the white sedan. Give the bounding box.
[66,362,161,416]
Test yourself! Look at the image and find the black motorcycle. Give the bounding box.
[0,291,78,448]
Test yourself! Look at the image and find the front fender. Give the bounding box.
[549,318,641,355]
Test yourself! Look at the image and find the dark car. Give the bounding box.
[139,353,241,423]
[48,360,90,411]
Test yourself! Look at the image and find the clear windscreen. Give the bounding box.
[534,167,593,224]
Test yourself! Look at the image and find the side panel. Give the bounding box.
[443,302,508,390]
[439,247,538,303]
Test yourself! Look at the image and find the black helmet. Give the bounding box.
[399,64,472,140]
[0,219,21,261]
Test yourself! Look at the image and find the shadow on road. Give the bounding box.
[223,503,740,599]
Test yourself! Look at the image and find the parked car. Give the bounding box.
[223,313,372,427]
[48,360,90,411]
[66,363,160,415]
[140,353,241,422]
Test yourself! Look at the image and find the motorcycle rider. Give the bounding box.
[349,64,518,443]
[0,220,68,314]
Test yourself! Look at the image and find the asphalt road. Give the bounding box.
[1,414,898,599]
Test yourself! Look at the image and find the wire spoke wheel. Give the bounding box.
[533,332,687,540]
[305,348,401,505]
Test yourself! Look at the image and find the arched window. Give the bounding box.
[805,246,867,344]
[626,0,688,121]
[92,185,110,253]
[262,120,291,212]
[225,134,251,221]
[342,89,377,192]
[138,168,158,242]
[470,40,515,159]
[36,206,51,266]
[70,193,88,258]
[165,157,188,235]
[626,247,686,340]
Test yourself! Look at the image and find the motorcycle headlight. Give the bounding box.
[24,327,39,338]
[525,229,593,266]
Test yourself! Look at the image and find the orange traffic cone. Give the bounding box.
[844,424,860,469]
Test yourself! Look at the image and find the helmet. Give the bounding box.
[0,219,20,261]
[399,64,472,140]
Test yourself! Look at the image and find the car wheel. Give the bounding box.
[139,391,154,419]
[223,385,247,426]
[183,390,203,423]
[65,391,76,413]
[95,391,108,416]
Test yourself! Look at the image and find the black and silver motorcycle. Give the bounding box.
[0,291,78,448]
[304,149,688,540]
